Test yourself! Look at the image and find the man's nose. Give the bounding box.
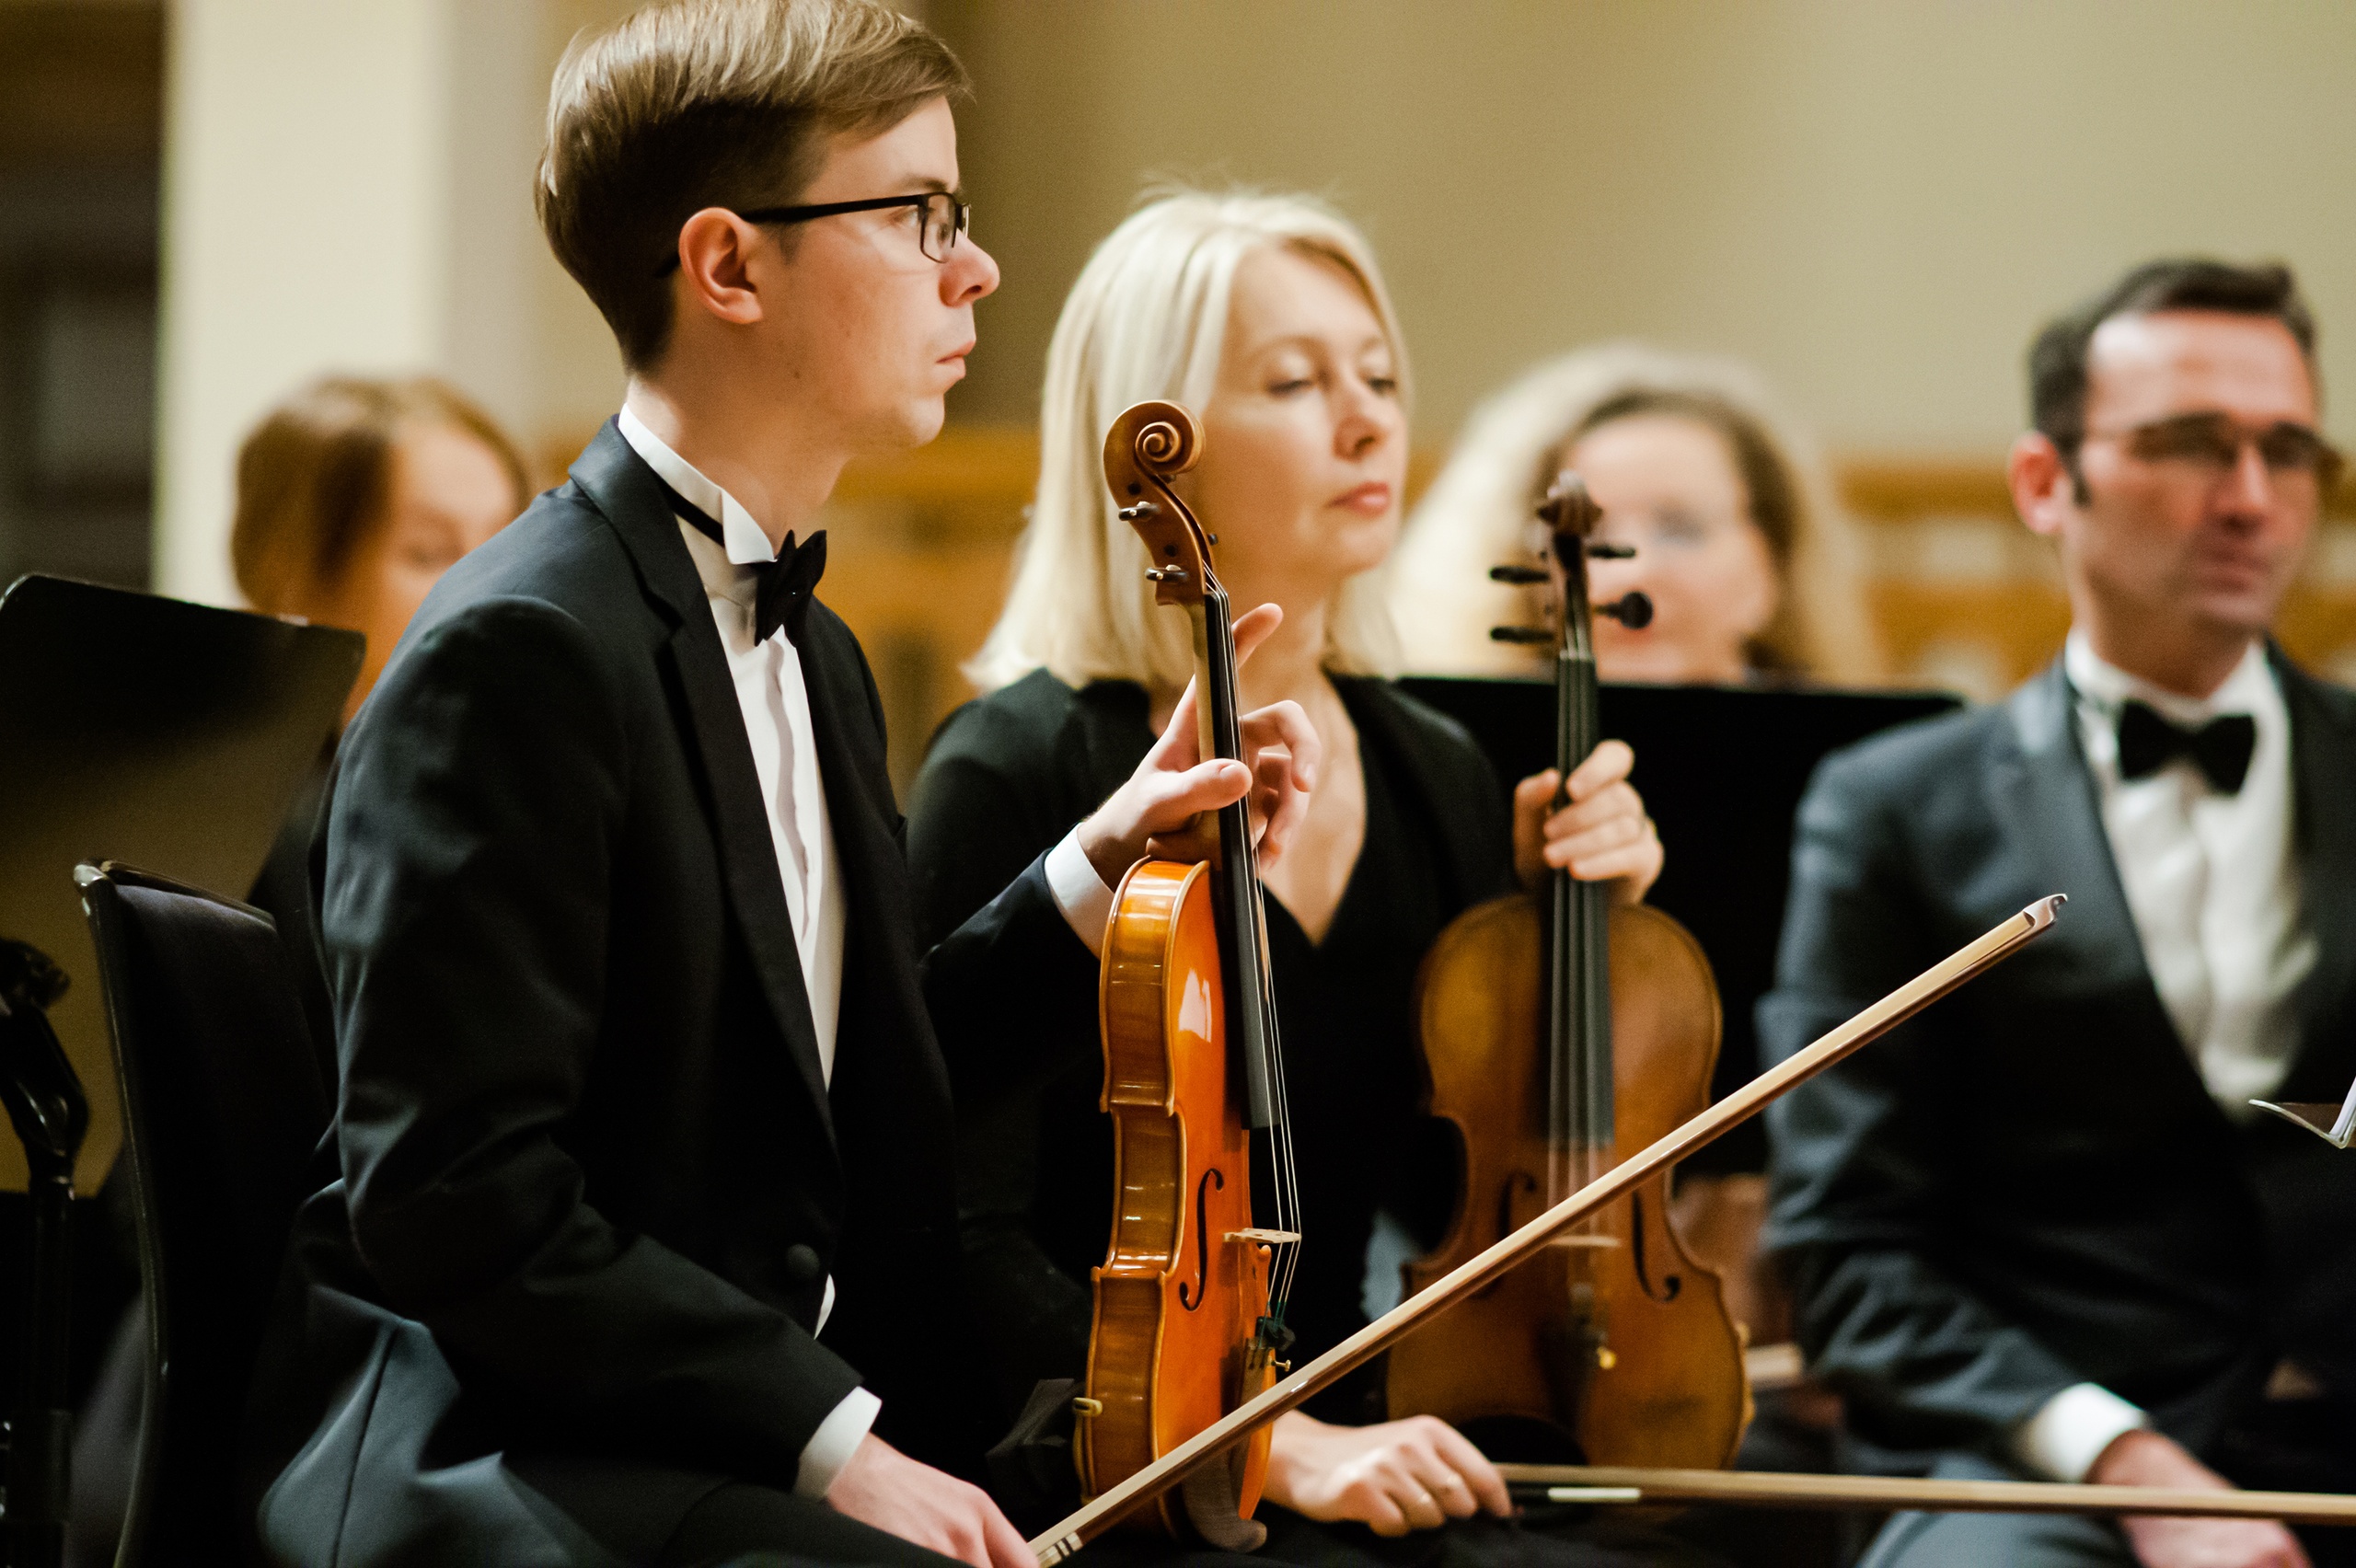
[946,237,999,306]
[2222,439,2276,517]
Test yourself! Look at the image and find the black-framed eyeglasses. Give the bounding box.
[655,191,969,275]
[2083,411,2345,490]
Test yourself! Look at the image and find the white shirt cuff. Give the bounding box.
[1046,829,1116,958]
[2009,1382,2148,1482]
[797,1385,881,1499]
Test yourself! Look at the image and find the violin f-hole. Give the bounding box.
[1180,1167,1225,1311]
[1629,1191,1682,1304]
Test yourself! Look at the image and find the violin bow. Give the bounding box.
[1496,1465,2356,1527]
[1030,894,2067,1563]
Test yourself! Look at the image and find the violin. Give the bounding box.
[1074,401,1302,1549]
[1385,472,1750,1468]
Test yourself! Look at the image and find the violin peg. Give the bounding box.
[1145,566,1191,584]
[1488,564,1548,584]
[1490,626,1553,644]
[1586,543,1635,560]
[1601,592,1653,629]
[1118,502,1160,523]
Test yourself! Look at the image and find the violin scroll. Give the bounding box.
[1106,402,1211,610]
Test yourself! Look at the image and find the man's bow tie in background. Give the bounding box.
[655,478,828,645]
[2118,699,2257,794]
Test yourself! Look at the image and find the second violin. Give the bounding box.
[1387,473,1749,1469]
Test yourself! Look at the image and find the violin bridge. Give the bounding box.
[1222,1228,1300,1245]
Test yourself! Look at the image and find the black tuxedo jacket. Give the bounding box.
[1761,653,2356,1468]
[242,422,1058,1565]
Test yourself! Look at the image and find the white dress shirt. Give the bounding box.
[2009,632,2315,1483]
[617,408,875,1497]
[2065,631,2312,1113]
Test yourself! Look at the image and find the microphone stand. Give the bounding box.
[0,940,89,1568]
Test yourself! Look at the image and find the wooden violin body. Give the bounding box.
[1080,859,1277,1535]
[1388,894,1746,1467]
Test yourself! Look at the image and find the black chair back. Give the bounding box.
[76,862,329,1564]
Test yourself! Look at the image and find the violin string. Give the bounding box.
[1210,579,1305,1326]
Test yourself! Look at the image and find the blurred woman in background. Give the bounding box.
[233,374,530,720]
[1393,344,1881,686]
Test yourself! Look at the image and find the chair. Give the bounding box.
[75,862,329,1565]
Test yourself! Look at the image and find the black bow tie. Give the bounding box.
[654,477,826,645]
[2117,699,2257,794]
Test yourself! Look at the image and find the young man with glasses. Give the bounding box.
[1761,258,2356,1568]
[241,4,1316,1565]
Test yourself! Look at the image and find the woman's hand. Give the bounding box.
[1512,739,1662,902]
[1262,1412,1512,1537]
[1078,604,1320,884]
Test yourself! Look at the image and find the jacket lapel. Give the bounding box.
[2275,651,2356,1097]
[1996,663,2143,980]
[1995,661,2221,1110]
[568,422,837,1141]
[791,605,908,980]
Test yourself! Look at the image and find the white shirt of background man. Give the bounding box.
[2009,630,2315,1485]
[617,406,872,1497]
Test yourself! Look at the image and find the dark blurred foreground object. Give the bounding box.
[0,574,358,1196]
[0,575,357,1564]
[0,939,87,1568]
[75,864,327,1566]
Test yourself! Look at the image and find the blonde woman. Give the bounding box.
[912,193,1703,1565]
[1394,344,1881,686]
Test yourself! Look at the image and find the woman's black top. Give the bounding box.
[909,668,1513,1428]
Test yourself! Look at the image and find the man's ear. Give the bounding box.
[2009,432,2076,541]
[672,207,768,329]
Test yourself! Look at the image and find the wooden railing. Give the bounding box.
[538,427,2356,797]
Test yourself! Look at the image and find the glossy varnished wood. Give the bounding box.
[1388,895,1749,1469]
[1080,859,1273,1531]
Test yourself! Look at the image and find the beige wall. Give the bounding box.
[156,1,2356,597]
[156,0,629,604]
[936,0,2356,455]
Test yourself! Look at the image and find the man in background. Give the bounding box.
[1764,259,2356,1568]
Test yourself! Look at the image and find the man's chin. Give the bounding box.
[860,398,947,455]
[2188,588,2289,641]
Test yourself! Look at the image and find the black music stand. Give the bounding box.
[1398,676,1961,1176]
[0,574,358,1565]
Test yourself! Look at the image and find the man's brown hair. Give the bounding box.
[232,375,528,614]
[537,0,967,371]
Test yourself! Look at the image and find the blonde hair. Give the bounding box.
[1392,343,1883,684]
[231,375,527,615]
[967,189,1409,694]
